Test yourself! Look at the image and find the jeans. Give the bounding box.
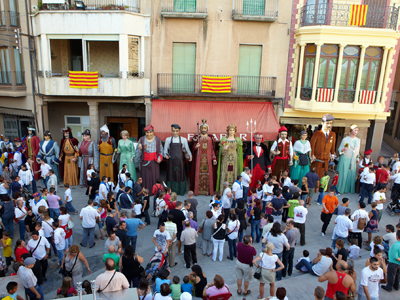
[294,222,306,245]
[385,262,400,291]
[18,219,26,241]
[243,186,249,203]
[65,201,76,213]
[331,233,347,249]
[23,184,30,192]
[360,184,373,204]
[262,201,267,212]
[57,249,64,265]
[357,296,379,300]
[317,191,326,204]
[238,230,244,243]
[321,213,333,234]
[183,243,197,268]
[32,177,37,193]
[3,217,14,238]
[251,219,261,243]
[143,209,150,225]
[127,235,138,252]
[275,251,283,281]
[82,227,95,247]
[301,194,307,201]
[212,239,225,261]
[282,247,295,277]
[383,241,390,252]
[295,259,317,276]
[49,208,60,220]
[25,285,44,300]
[46,236,57,257]
[227,237,237,259]
[332,185,339,195]
[43,177,49,189]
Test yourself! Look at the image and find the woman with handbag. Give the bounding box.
[227,214,240,260]
[212,215,226,262]
[252,242,284,299]
[60,244,91,289]
[59,207,73,248]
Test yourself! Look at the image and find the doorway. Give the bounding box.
[107,117,143,142]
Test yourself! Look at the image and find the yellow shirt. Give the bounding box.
[3,238,12,257]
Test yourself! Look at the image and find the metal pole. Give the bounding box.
[246,119,257,174]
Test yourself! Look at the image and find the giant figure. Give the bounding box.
[164,124,192,196]
[271,126,293,178]
[23,127,40,181]
[310,114,337,179]
[59,127,79,185]
[117,130,137,182]
[37,131,60,182]
[98,125,116,181]
[78,129,99,187]
[190,120,217,196]
[290,131,312,182]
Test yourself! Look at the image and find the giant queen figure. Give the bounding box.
[78,129,99,187]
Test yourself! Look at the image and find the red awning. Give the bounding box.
[151,100,280,141]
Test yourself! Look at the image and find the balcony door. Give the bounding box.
[303,0,329,26]
[172,43,196,93]
[174,0,196,13]
[243,0,265,16]
[364,0,386,28]
[238,45,262,95]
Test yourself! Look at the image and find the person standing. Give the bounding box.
[360,167,376,204]
[331,208,353,249]
[262,178,274,212]
[181,221,198,269]
[212,215,227,262]
[372,186,386,222]
[95,258,129,292]
[267,190,290,225]
[305,167,319,205]
[47,169,58,194]
[293,200,308,246]
[17,257,44,300]
[125,212,145,252]
[232,176,243,209]
[165,214,178,267]
[14,199,27,240]
[358,257,385,300]
[26,230,50,281]
[350,202,369,248]
[235,235,257,296]
[170,201,186,255]
[281,219,299,278]
[52,221,66,265]
[79,199,100,249]
[241,167,252,203]
[153,223,170,255]
[187,191,198,221]
[321,190,339,236]
[381,230,400,292]
[226,214,240,260]
[88,172,100,200]
[18,164,32,192]
[200,211,215,257]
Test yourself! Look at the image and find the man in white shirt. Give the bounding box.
[221,183,232,222]
[383,224,397,251]
[40,158,51,188]
[95,258,129,293]
[240,167,251,203]
[79,199,100,248]
[18,257,44,300]
[358,257,385,300]
[47,169,58,193]
[373,187,386,222]
[52,221,66,265]
[359,162,373,195]
[153,223,171,255]
[26,231,50,280]
[293,200,308,246]
[18,164,33,192]
[262,178,274,212]
[232,176,243,209]
[99,176,109,200]
[25,158,37,193]
[31,193,48,217]
[351,202,370,248]
[360,167,376,204]
[331,208,353,249]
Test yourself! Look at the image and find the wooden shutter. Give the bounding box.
[174,0,196,12]
[238,45,262,94]
[172,43,196,93]
[243,0,265,16]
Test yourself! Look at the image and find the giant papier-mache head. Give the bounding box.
[322,114,335,132]
[199,119,209,135]
[278,126,288,140]
[62,127,74,139]
[144,124,155,140]
[171,124,181,138]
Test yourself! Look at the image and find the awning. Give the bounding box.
[151,100,280,141]
[0,107,34,118]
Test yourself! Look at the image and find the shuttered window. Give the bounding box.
[174,0,197,13]
[243,0,265,16]
[172,43,196,93]
[238,45,262,94]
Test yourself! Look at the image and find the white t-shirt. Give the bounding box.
[80,206,100,228]
[393,161,400,173]
[293,206,308,224]
[262,184,274,202]
[26,237,50,260]
[259,253,278,270]
[283,177,292,187]
[87,169,94,181]
[334,215,353,238]
[369,242,385,257]
[40,163,51,177]
[264,233,288,254]
[312,256,332,276]
[15,206,27,221]
[59,214,70,226]
[153,229,170,252]
[373,191,385,210]
[383,232,397,248]
[18,169,32,185]
[211,209,221,220]
[0,183,8,194]
[348,245,360,259]
[32,199,49,216]
[297,257,310,272]
[54,227,66,250]
[241,172,250,187]
[99,183,108,200]
[134,204,142,215]
[351,209,370,233]
[232,182,243,199]
[360,168,370,183]
[358,266,384,298]
[364,173,376,184]
[42,218,54,238]
[64,188,72,202]
[256,189,263,200]
[227,220,240,239]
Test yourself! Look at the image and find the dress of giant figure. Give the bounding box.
[117,130,137,182]
[190,120,217,196]
[290,131,312,182]
[310,114,337,179]
[78,129,99,187]
[37,131,60,181]
[98,125,116,181]
[271,126,293,178]
[23,127,40,181]
[216,124,243,192]
[59,127,79,185]
[136,124,163,193]
[164,124,192,196]
[337,124,360,194]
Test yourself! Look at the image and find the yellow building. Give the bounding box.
[283,0,400,161]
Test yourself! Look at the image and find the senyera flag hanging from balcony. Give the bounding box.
[201,76,232,93]
[69,71,98,89]
[348,5,368,26]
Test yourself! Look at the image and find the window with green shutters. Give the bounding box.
[238,45,262,95]
[243,0,265,16]
[172,43,196,93]
[174,0,197,13]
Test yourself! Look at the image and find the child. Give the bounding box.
[331,171,339,196]
[297,250,310,273]
[120,211,127,222]
[182,201,190,220]
[107,177,115,193]
[259,212,267,239]
[181,275,193,295]
[134,198,143,219]
[288,192,300,219]
[87,164,94,182]
[1,231,13,272]
[5,281,24,300]
[35,222,45,237]
[317,171,330,205]
[364,202,379,245]
[170,276,181,300]
[256,181,263,200]
[328,156,336,172]
[94,190,100,204]
[63,183,78,214]
[41,188,48,201]
[164,187,172,203]
[369,235,384,257]
[347,241,360,259]
[142,189,150,225]
[281,171,292,187]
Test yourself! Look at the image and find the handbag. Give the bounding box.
[211,224,224,242]
[198,220,205,234]
[61,251,79,277]
[254,253,264,279]
[67,218,75,230]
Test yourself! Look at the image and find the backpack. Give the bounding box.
[357,210,366,230]
[153,184,162,205]
[155,199,165,217]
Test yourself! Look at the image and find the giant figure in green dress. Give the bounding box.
[290,131,312,182]
[117,130,137,181]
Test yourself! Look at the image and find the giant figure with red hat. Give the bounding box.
[310,114,337,179]
[243,132,271,191]
[271,126,293,178]
[59,127,79,185]
[23,127,40,181]
[136,124,163,193]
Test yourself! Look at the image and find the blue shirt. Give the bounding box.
[126,179,134,190]
[305,172,319,189]
[181,283,193,294]
[125,218,144,237]
[11,181,21,197]
[155,278,171,293]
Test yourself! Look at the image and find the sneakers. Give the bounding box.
[317,203,321,205]
[321,232,325,236]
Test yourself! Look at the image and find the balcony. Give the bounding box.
[232,0,278,22]
[0,11,5,27]
[157,73,276,98]
[161,0,207,19]
[300,4,399,30]
[38,71,149,97]
[39,0,140,12]
[9,11,20,27]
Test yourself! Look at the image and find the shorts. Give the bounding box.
[177,231,182,241]
[235,260,253,282]
[5,256,13,266]
[258,268,275,284]
[308,189,315,200]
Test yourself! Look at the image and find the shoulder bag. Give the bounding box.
[357,210,366,230]
[98,270,117,293]
[61,251,79,277]
[67,218,75,230]
[30,237,42,255]
[211,224,224,242]
[198,220,206,234]
[254,253,264,279]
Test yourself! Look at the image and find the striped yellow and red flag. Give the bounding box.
[348,5,368,26]
[201,76,232,93]
[69,71,98,88]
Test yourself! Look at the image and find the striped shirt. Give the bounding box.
[165,221,177,243]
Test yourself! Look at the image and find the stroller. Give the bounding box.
[21,187,33,208]
[386,190,400,217]
[142,251,168,284]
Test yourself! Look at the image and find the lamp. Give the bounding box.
[75,1,86,10]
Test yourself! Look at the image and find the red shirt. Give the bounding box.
[332,175,339,186]
[378,169,389,184]
[237,242,257,265]
[152,184,163,196]
[15,246,29,262]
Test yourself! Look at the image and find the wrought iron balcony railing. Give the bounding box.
[232,0,278,20]
[299,87,376,104]
[39,0,140,13]
[0,11,6,27]
[0,71,12,85]
[9,11,20,27]
[300,4,399,30]
[15,71,25,86]
[161,0,207,14]
[41,70,144,78]
[157,73,276,97]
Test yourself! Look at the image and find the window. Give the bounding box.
[303,0,329,25]
[339,46,360,90]
[238,45,262,94]
[174,0,197,13]
[317,44,338,89]
[243,0,265,16]
[65,116,90,142]
[360,47,382,91]
[172,43,196,93]
[302,44,316,88]
[14,48,23,85]
[8,0,18,27]
[0,0,5,27]
[0,47,11,85]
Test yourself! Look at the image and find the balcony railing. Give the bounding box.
[42,70,143,78]
[232,0,278,21]
[9,11,20,27]
[299,87,376,104]
[157,73,276,97]
[0,11,6,27]
[300,4,399,30]
[161,0,207,18]
[15,71,25,86]
[39,0,140,12]
[0,71,12,86]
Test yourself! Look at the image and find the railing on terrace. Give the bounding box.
[15,71,25,86]
[41,71,144,78]
[0,71,12,85]
[39,0,140,12]
[157,73,276,97]
[300,4,399,30]
[161,0,207,14]
[232,0,278,19]
[299,87,376,103]
[9,11,20,27]
[0,11,6,27]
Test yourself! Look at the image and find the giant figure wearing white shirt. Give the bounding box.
[37,131,60,182]
[271,126,293,178]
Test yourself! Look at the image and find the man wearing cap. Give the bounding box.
[98,125,116,181]
[37,131,60,183]
[136,125,163,192]
[310,114,337,179]
[271,126,293,178]
[164,124,192,196]
[59,127,79,186]
[31,193,48,217]
[17,256,45,300]
[24,127,41,181]
[78,129,99,187]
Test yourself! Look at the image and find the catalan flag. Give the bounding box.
[201,76,232,93]
[348,5,368,26]
[69,71,98,89]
